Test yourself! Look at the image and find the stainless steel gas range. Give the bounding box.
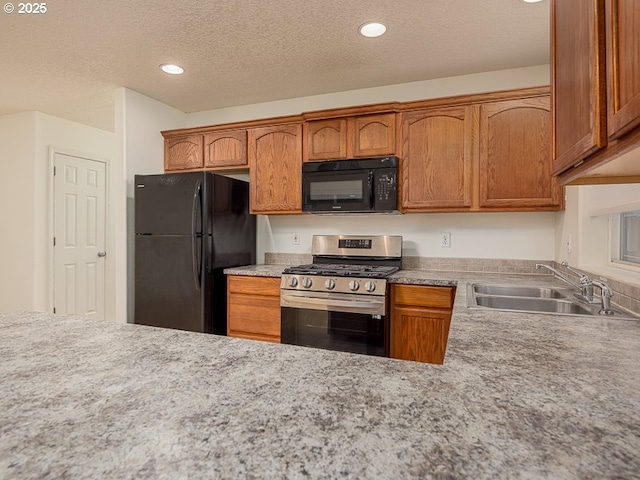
[280,235,402,356]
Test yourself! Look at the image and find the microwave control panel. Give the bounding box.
[374,168,397,211]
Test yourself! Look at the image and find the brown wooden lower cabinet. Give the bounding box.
[227,276,281,343]
[390,284,456,364]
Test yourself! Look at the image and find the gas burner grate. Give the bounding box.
[283,263,399,279]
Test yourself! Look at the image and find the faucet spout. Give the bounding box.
[535,263,582,290]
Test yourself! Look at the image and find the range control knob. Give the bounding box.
[348,280,360,291]
[364,281,376,292]
[302,277,313,288]
[288,277,299,288]
[324,279,336,290]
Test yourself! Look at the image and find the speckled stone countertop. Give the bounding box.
[2,269,640,479]
[224,264,460,288]
[225,264,290,277]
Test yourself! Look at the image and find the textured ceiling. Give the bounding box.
[0,0,550,131]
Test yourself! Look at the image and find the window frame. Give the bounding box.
[609,210,640,272]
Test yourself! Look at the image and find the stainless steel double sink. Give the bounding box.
[467,283,638,319]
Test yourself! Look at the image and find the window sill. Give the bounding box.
[580,264,640,288]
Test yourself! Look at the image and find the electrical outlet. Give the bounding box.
[292,232,300,245]
[440,232,451,248]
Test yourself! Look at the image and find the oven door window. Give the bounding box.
[281,307,386,356]
[303,170,372,212]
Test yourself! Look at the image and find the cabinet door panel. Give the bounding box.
[353,113,396,157]
[480,97,562,208]
[305,119,348,161]
[606,0,640,139]
[552,0,607,174]
[164,134,204,171]
[390,307,451,365]
[227,294,281,339]
[401,106,472,210]
[204,130,247,168]
[248,124,302,213]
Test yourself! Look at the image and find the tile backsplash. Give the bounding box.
[400,256,551,275]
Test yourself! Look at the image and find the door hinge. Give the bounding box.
[53,307,56,314]
[53,237,56,246]
[53,166,56,175]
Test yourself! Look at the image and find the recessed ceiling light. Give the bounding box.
[359,22,387,38]
[522,0,543,3]
[160,64,184,75]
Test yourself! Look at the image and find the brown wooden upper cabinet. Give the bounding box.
[304,113,397,161]
[204,129,247,168]
[551,0,607,175]
[401,90,562,212]
[552,0,640,182]
[479,96,562,209]
[304,118,348,161]
[164,134,204,171]
[401,106,473,210]
[248,124,303,214]
[605,0,640,140]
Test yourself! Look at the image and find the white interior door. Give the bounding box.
[54,153,107,319]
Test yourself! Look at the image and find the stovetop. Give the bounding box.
[283,263,399,279]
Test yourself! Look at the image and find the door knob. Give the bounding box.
[97,251,107,257]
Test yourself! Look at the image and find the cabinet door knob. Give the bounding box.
[97,251,107,257]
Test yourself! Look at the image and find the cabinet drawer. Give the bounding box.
[392,284,455,309]
[228,276,280,296]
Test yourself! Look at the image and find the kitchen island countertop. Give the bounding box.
[1,268,639,479]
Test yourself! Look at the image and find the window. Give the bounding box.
[612,210,640,266]
[621,211,640,263]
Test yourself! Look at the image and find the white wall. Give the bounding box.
[34,112,115,313]
[0,112,114,314]
[263,212,557,259]
[117,88,187,196]
[559,184,640,286]
[0,112,37,311]
[187,65,550,127]
[186,64,556,261]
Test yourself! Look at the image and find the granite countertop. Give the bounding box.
[225,264,290,277]
[224,264,459,286]
[2,269,640,478]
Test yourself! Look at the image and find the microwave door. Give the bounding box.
[303,170,373,212]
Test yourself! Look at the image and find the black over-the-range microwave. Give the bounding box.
[302,156,398,213]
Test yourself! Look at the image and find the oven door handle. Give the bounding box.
[281,291,385,315]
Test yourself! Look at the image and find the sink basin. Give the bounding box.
[473,295,593,315]
[466,283,638,319]
[472,284,574,299]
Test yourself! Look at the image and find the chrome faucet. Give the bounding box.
[559,261,596,302]
[535,262,616,315]
[535,263,597,303]
[592,279,614,315]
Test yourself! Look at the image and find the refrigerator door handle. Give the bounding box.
[192,180,202,236]
[191,182,203,291]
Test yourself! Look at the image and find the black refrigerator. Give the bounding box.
[134,171,256,334]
